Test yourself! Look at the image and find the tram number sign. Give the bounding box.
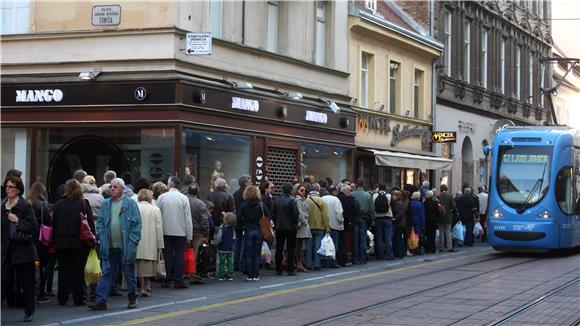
[431,131,456,143]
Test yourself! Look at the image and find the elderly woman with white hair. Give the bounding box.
[409,191,425,255]
[423,190,440,254]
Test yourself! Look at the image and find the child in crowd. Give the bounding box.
[217,212,236,281]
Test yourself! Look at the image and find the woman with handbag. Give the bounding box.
[135,189,164,297]
[52,179,95,306]
[1,175,38,322]
[237,185,270,281]
[26,181,52,304]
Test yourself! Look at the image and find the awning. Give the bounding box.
[370,149,452,170]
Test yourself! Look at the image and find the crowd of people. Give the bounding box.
[1,167,489,322]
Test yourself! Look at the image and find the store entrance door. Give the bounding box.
[47,135,130,202]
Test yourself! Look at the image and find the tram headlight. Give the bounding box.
[538,210,551,220]
[492,209,503,218]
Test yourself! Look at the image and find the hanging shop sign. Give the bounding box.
[431,131,457,143]
[231,97,259,112]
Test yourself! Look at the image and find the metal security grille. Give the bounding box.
[266,147,296,196]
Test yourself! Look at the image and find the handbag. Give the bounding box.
[259,203,274,244]
[156,249,167,280]
[79,200,97,248]
[38,203,53,246]
[407,227,419,250]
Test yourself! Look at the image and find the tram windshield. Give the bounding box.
[497,145,552,211]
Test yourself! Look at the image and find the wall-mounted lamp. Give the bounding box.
[78,69,102,81]
[277,105,288,119]
[232,81,254,89]
[285,91,303,100]
[340,117,350,128]
[321,99,340,114]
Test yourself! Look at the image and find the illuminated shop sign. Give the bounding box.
[231,97,259,112]
[431,131,457,143]
[15,89,64,103]
[305,111,328,124]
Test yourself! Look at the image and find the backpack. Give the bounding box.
[375,192,390,213]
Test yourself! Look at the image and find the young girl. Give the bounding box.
[217,212,236,281]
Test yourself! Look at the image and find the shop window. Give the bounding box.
[182,129,251,199]
[555,166,574,215]
[301,144,351,185]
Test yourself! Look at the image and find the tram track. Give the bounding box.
[485,277,580,326]
[197,254,540,326]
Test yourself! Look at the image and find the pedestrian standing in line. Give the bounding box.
[82,175,104,221]
[232,175,251,272]
[259,181,275,215]
[321,185,343,268]
[273,183,299,275]
[135,189,164,297]
[89,178,141,310]
[350,178,374,264]
[305,183,330,271]
[52,179,95,307]
[187,183,210,284]
[1,175,38,322]
[423,190,440,254]
[99,170,116,197]
[372,184,393,260]
[409,192,426,255]
[156,176,193,289]
[56,169,87,201]
[217,212,236,281]
[437,185,456,252]
[180,174,196,195]
[477,186,489,241]
[456,187,477,247]
[337,184,357,267]
[151,182,167,204]
[1,169,22,201]
[391,190,407,259]
[130,178,151,203]
[26,181,52,304]
[293,183,311,273]
[237,185,269,281]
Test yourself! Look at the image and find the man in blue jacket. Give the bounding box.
[89,178,141,310]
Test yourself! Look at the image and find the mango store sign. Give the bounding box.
[305,111,328,124]
[231,97,259,112]
[15,89,64,103]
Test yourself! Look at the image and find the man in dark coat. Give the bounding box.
[456,187,478,247]
[272,183,299,275]
[337,184,358,267]
[232,175,251,272]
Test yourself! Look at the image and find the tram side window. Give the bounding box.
[555,166,574,215]
[576,167,580,215]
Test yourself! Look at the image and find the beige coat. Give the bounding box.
[136,201,164,261]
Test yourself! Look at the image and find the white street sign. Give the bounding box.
[186,33,212,55]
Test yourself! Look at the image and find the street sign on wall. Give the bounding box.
[186,33,212,55]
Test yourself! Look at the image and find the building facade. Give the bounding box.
[348,1,450,190]
[433,0,553,192]
[1,1,356,199]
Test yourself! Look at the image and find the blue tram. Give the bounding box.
[486,126,580,251]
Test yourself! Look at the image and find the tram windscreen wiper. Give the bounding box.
[518,162,547,214]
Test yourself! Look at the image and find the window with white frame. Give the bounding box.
[361,53,369,108]
[481,30,488,88]
[389,61,400,114]
[1,0,30,34]
[444,11,452,76]
[414,69,424,119]
[516,46,521,100]
[210,0,222,39]
[267,0,279,52]
[463,21,470,82]
[500,38,506,94]
[528,53,534,104]
[315,1,326,66]
[365,0,376,12]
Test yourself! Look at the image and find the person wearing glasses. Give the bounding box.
[293,183,311,273]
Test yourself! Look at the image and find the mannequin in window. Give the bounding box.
[209,160,224,192]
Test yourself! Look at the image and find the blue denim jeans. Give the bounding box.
[163,235,186,285]
[95,248,137,303]
[352,219,368,263]
[244,228,262,278]
[305,230,324,269]
[375,219,393,259]
[234,228,245,272]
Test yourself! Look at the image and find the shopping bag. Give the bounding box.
[473,222,484,236]
[452,221,465,242]
[407,227,419,251]
[184,247,196,274]
[317,233,335,258]
[156,249,166,281]
[261,241,272,263]
[84,248,101,285]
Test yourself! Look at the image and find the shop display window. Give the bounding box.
[182,129,251,199]
[301,144,351,185]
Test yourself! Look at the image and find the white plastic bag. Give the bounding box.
[473,222,484,236]
[317,233,335,258]
[261,241,272,263]
[452,221,465,242]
